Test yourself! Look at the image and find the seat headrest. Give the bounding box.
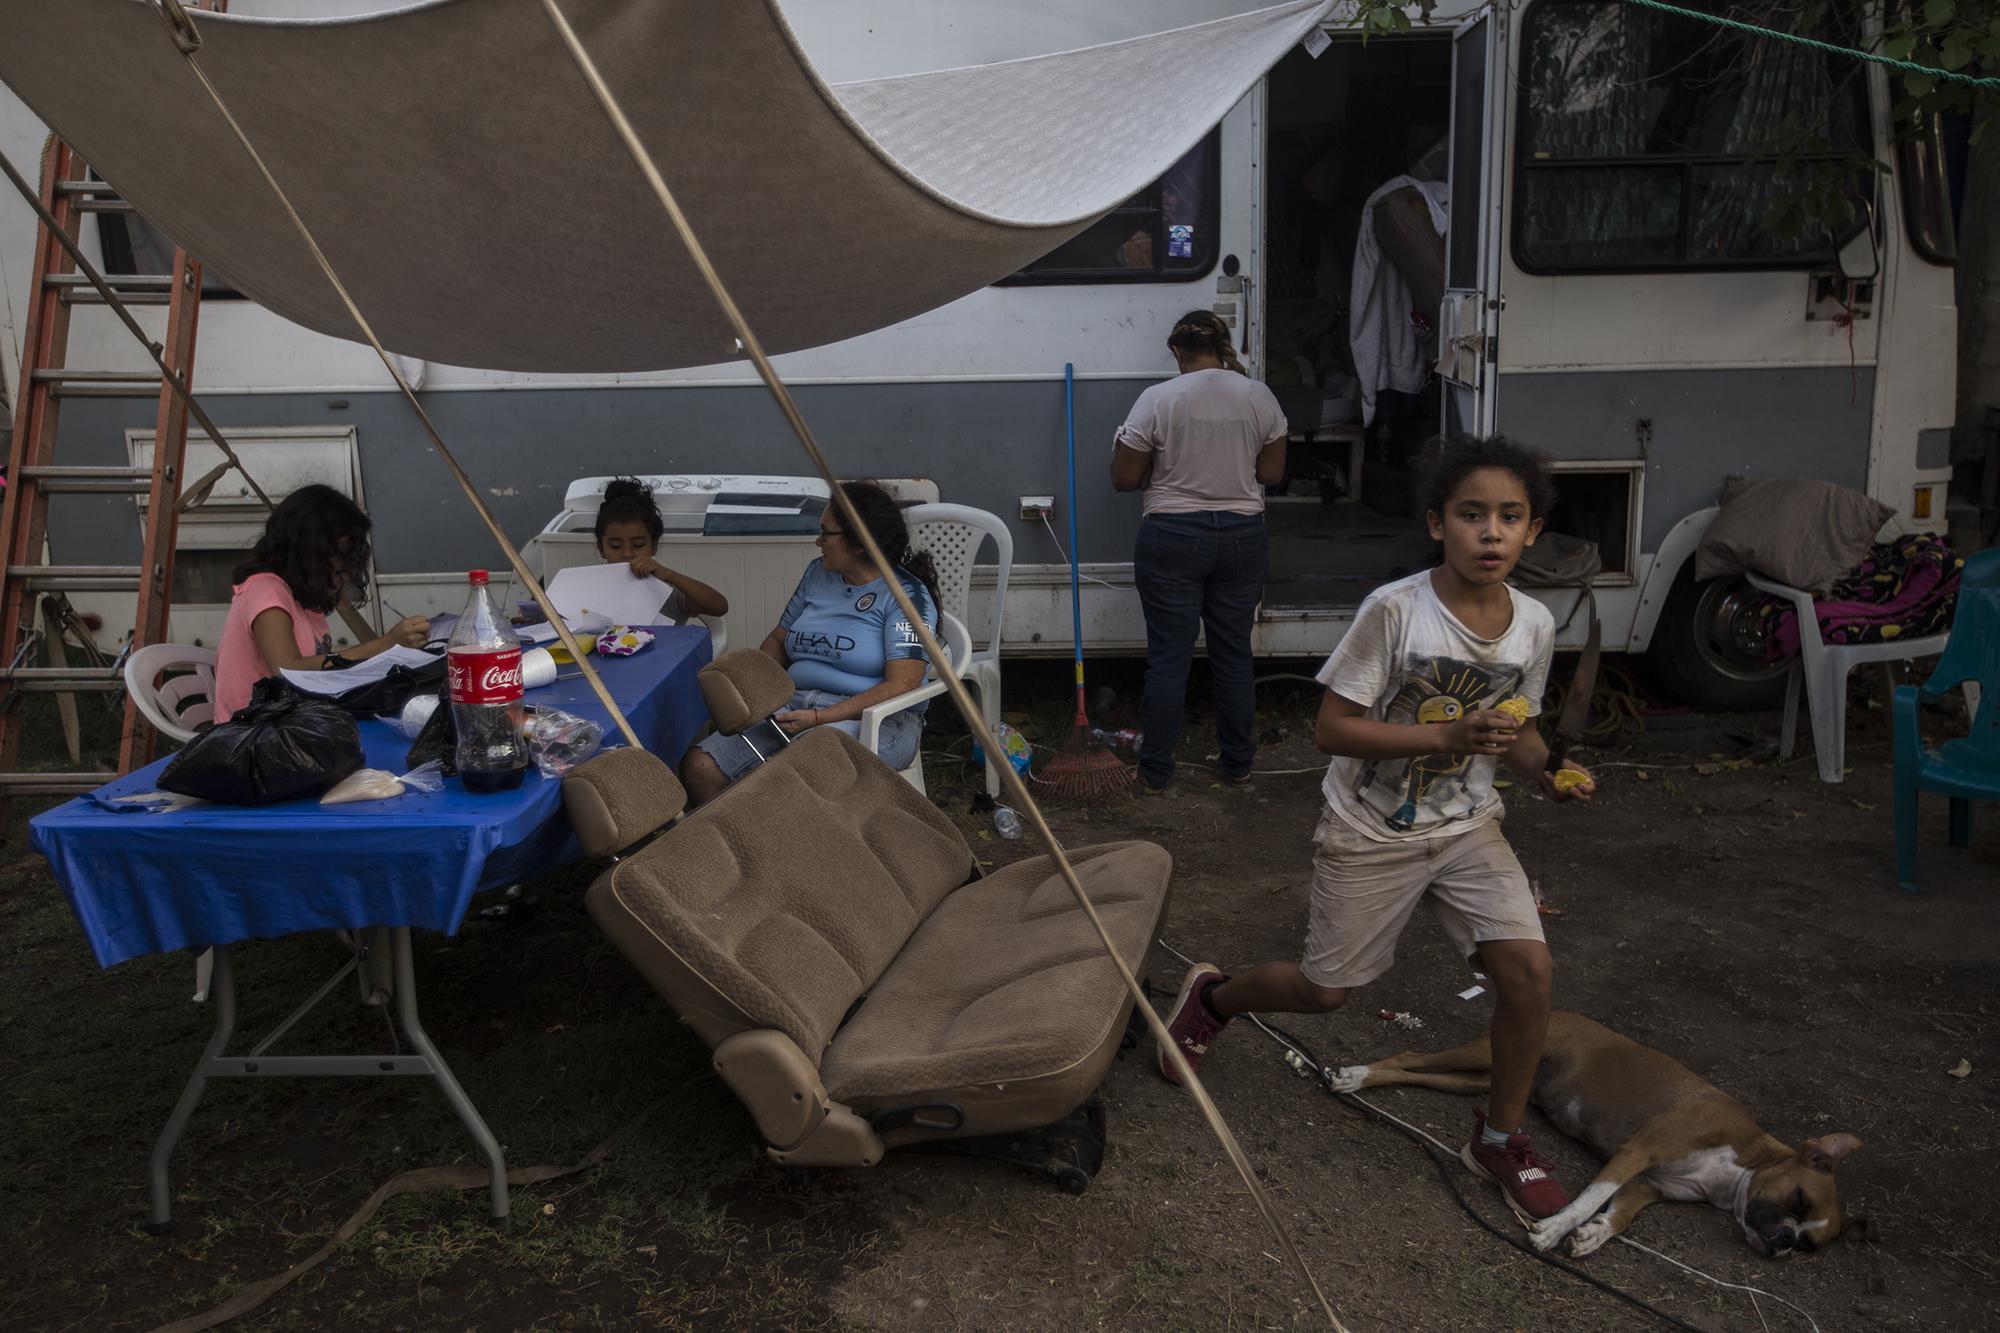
[699,650,796,733]
[562,747,687,857]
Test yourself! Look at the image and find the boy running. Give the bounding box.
[1157,434,1597,1222]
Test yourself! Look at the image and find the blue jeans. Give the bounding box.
[1133,511,1268,787]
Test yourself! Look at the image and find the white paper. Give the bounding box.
[545,563,672,629]
[282,644,440,696]
[1457,985,1486,1001]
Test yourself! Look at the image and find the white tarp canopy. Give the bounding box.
[0,0,1329,372]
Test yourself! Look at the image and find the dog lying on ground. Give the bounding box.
[1329,1011,1875,1258]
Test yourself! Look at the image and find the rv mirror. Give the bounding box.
[1836,200,1879,282]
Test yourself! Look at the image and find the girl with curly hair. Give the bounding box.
[212,485,429,721]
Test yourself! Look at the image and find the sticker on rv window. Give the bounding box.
[1168,225,1194,260]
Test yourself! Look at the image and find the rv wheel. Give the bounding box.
[1643,567,1790,711]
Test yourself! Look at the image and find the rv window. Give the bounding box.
[1513,0,1873,272]
[997,131,1221,285]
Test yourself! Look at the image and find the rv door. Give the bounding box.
[1441,6,1505,436]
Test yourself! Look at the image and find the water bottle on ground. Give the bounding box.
[448,570,528,793]
[994,806,1022,840]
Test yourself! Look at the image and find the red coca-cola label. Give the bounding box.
[448,646,524,705]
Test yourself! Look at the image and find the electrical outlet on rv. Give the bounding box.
[1019,496,1056,520]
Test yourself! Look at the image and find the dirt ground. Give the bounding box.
[1,662,1995,1332]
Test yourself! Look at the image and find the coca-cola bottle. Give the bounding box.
[447,570,528,793]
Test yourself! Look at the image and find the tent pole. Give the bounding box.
[536,2,1345,1327]
[152,2,640,751]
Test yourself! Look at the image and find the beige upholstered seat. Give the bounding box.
[820,841,1169,1138]
[579,726,1171,1180]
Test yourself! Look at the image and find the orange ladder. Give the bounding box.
[0,135,211,819]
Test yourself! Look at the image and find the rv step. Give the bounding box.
[0,772,115,797]
[31,368,163,382]
[17,465,155,495]
[0,667,125,692]
[28,367,166,398]
[42,274,173,308]
[63,289,171,307]
[41,274,172,290]
[5,565,144,592]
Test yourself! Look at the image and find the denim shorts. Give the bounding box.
[695,687,923,782]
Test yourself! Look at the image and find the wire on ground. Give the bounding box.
[1153,939,1824,1332]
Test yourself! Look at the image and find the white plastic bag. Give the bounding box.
[523,707,604,778]
[320,769,405,804]
[319,759,446,804]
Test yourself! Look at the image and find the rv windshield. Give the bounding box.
[1513,0,1873,272]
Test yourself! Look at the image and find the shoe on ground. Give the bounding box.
[1461,1109,1571,1221]
[1220,770,1253,788]
[1138,777,1171,797]
[1157,962,1228,1085]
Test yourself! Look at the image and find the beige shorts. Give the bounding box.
[1300,806,1544,990]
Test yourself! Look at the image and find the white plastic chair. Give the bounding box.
[1746,573,1954,784]
[123,644,220,1000]
[860,611,972,796]
[694,614,728,658]
[904,503,1013,796]
[123,643,217,742]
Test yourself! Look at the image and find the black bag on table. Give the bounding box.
[157,676,364,805]
[326,656,447,720]
[404,681,459,777]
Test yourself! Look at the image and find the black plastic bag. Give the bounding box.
[405,681,459,776]
[158,676,364,805]
[327,657,447,719]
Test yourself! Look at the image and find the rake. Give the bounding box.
[1038,362,1134,799]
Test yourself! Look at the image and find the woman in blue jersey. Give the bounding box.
[679,481,941,804]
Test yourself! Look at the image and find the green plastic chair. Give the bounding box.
[1893,548,2000,892]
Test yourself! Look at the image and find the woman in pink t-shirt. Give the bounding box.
[213,486,431,722]
[1110,310,1288,793]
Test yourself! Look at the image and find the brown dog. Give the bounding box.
[1330,1011,1875,1258]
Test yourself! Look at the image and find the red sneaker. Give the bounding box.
[1157,963,1229,1086]
[1461,1110,1571,1221]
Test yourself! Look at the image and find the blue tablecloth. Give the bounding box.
[32,628,711,968]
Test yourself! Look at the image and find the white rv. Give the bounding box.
[0,0,1955,707]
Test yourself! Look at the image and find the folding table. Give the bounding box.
[31,628,711,1227]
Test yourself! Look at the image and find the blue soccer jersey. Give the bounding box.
[779,559,938,701]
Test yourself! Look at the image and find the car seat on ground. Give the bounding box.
[563,649,1173,1190]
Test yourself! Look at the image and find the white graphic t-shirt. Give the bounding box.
[1317,570,1554,842]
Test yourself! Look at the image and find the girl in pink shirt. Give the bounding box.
[212,486,430,722]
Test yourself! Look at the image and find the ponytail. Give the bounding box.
[1167,309,1246,376]
[898,549,944,614]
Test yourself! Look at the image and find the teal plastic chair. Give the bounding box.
[1893,548,2000,892]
